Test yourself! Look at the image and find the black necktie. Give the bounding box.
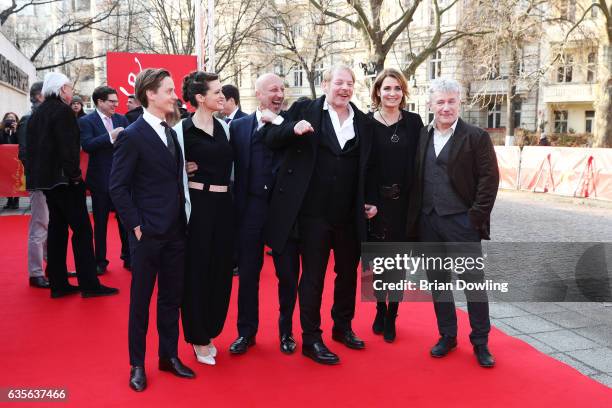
[224,117,231,124]
[160,121,177,159]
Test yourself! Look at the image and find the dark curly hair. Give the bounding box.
[182,71,219,108]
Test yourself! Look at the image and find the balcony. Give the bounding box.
[468,79,530,96]
[541,83,596,103]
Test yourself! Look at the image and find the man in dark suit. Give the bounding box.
[125,94,143,124]
[264,66,373,365]
[110,68,195,392]
[79,86,130,274]
[221,84,247,124]
[228,73,299,356]
[26,72,118,299]
[406,78,499,368]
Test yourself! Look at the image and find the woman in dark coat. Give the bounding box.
[1,112,20,209]
[365,68,424,342]
[178,71,234,365]
[70,95,86,118]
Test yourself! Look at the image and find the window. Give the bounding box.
[291,24,302,38]
[73,0,90,11]
[554,111,568,133]
[556,55,573,83]
[274,60,284,76]
[591,0,598,18]
[585,110,595,133]
[513,100,522,128]
[273,18,283,43]
[314,62,324,86]
[488,59,500,80]
[407,103,416,112]
[293,66,303,87]
[429,51,442,80]
[560,0,576,21]
[428,112,434,124]
[587,52,596,83]
[487,103,501,128]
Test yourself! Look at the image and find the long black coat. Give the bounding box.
[263,95,373,253]
[406,117,499,240]
[25,96,82,190]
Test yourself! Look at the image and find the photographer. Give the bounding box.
[1,112,20,209]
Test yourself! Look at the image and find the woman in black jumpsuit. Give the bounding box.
[366,68,423,342]
[180,71,234,365]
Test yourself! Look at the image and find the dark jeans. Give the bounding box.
[44,183,100,291]
[419,210,490,345]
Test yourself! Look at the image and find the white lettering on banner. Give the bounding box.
[119,57,143,97]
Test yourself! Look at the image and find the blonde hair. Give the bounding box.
[322,65,355,83]
[370,68,409,110]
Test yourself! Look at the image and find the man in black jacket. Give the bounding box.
[26,72,118,299]
[406,78,499,368]
[264,65,373,365]
[125,94,143,124]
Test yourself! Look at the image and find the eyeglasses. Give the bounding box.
[106,100,119,105]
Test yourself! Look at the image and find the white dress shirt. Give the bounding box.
[255,108,285,131]
[323,100,355,149]
[142,108,168,146]
[428,118,459,157]
[227,107,239,121]
[96,109,115,144]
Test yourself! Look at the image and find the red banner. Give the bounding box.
[106,52,198,114]
[0,145,88,197]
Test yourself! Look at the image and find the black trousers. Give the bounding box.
[182,190,234,345]
[298,216,360,345]
[44,183,100,291]
[419,210,490,345]
[237,195,299,338]
[91,189,129,266]
[128,224,185,367]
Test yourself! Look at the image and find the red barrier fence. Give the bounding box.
[0,145,88,197]
[518,146,612,201]
[494,146,521,190]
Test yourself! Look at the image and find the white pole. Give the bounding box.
[206,0,215,72]
[195,0,203,70]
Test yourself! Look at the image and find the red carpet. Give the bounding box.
[0,215,610,407]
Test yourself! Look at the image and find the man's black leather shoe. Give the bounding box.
[332,329,365,350]
[430,335,457,358]
[474,345,495,367]
[81,284,119,298]
[96,264,107,275]
[159,357,195,378]
[66,271,77,278]
[302,342,340,365]
[29,276,50,288]
[129,366,146,391]
[280,334,296,354]
[50,284,80,298]
[229,336,255,354]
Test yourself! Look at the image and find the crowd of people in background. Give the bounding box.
[2,64,501,392]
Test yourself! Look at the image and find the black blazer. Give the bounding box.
[263,95,373,253]
[79,111,129,192]
[233,108,248,121]
[406,118,499,240]
[25,96,82,190]
[109,116,186,237]
[125,106,143,124]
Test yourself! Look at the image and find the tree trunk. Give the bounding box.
[593,45,612,147]
[505,47,519,146]
[307,71,317,99]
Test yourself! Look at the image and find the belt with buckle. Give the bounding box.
[188,181,228,192]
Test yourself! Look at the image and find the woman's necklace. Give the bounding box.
[378,110,402,143]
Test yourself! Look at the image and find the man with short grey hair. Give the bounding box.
[26,72,118,299]
[407,77,500,367]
